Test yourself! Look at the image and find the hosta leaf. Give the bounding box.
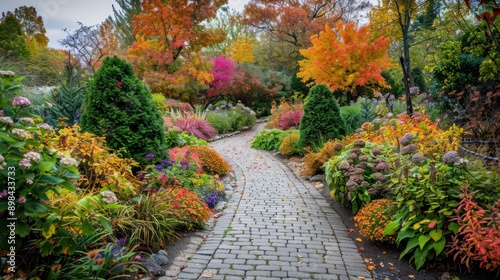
[384,220,401,235]
[400,236,419,259]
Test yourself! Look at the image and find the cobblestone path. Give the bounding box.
[162,123,371,280]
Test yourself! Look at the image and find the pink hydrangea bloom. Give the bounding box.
[12,96,31,106]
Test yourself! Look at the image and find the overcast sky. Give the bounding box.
[0,0,249,49]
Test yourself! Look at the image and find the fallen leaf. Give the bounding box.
[348,228,355,233]
[382,251,387,255]
[356,238,363,242]
[379,262,384,268]
[409,275,415,279]
[367,265,375,271]
[201,274,213,278]
[359,247,365,251]
[358,277,366,280]
[180,265,188,270]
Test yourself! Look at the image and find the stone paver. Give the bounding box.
[161,123,371,280]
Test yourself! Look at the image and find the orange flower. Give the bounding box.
[51,264,62,272]
[87,250,99,259]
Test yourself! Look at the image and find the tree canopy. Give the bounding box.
[298,21,393,99]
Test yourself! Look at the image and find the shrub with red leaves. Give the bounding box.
[448,185,500,272]
[278,110,303,130]
[174,116,217,140]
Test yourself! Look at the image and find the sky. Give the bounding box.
[0,0,249,49]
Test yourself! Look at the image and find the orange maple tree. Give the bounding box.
[128,0,226,97]
[298,21,393,99]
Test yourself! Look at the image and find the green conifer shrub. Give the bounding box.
[298,84,346,151]
[80,56,166,165]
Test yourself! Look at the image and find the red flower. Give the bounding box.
[173,201,179,208]
[116,81,122,89]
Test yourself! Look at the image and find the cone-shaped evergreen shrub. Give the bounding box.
[80,56,166,165]
[298,84,346,151]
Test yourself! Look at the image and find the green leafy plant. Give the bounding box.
[298,84,346,151]
[251,129,299,151]
[325,141,393,213]
[45,238,146,279]
[383,152,470,270]
[165,130,208,149]
[0,86,80,256]
[80,56,166,165]
[112,195,181,250]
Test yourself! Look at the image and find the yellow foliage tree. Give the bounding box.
[229,37,255,63]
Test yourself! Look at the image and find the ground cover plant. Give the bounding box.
[206,105,257,134]
[251,129,299,151]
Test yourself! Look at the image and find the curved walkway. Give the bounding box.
[165,123,371,280]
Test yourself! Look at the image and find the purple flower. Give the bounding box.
[338,161,351,170]
[0,117,14,126]
[401,144,417,155]
[117,238,126,247]
[19,117,34,123]
[145,153,155,159]
[359,155,368,161]
[400,133,416,146]
[19,158,32,168]
[411,153,425,164]
[0,110,3,115]
[375,161,390,171]
[0,189,7,197]
[442,151,461,164]
[409,86,420,95]
[349,153,358,159]
[155,164,163,171]
[353,140,365,148]
[38,123,54,131]
[373,172,384,181]
[18,196,26,203]
[12,96,31,106]
[346,179,358,190]
[371,148,381,156]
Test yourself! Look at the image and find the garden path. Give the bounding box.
[162,122,371,280]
